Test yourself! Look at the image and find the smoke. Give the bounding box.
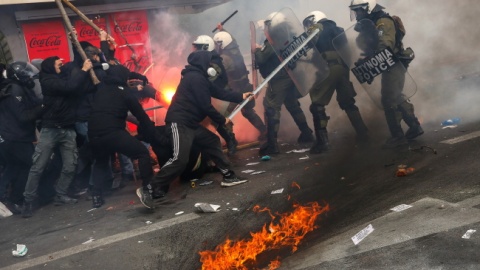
[150,0,480,142]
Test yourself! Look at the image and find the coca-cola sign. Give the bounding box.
[29,35,62,48]
[75,17,107,48]
[114,21,143,33]
[22,20,70,62]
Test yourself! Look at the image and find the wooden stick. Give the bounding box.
[61,0,102,33]
[55,0,99,85]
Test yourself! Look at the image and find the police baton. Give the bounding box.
[212,10,238,33]
[227,28,320,120]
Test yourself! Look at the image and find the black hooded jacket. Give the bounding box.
[165,50,243,128]
[0,79,43,142]
[88,65,154,138]
[40,56,89,128]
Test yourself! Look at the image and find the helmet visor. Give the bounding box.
[302,15,315,29]
[350,5,368,21]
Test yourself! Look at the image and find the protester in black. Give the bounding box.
[88,64,156,208]
[146,50,251,208]
[0,62,43,213]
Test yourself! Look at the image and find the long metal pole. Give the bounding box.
[227,28,320,119]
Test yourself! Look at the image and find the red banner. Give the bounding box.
[108,10,152,74]
[74,17,107,48]
[22,20,70,62]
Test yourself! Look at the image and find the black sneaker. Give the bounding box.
[221,173,248,187]
[21,201,34,218]
[405,125,424,140]
[382,136,408,149]
[136,186,154,209]
[54,195,78,205]
[92,195,105,208]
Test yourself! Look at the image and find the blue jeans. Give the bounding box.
[23,128,78,202]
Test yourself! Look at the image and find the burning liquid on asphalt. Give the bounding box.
[199,201,330,269]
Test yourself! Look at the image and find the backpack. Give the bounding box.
[391,15,406,48]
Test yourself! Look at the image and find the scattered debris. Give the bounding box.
[286,148,310,153]
[352,224,374,245]
[106,206,114,211]
[82,238,94,245]
[190,179,213,188]
[0,202,13,218]
[396,165,415,177]
[260,155,271,161]
[299,155,309,160]
[195,203,221,213]
[86,208,96,212]
[462,229,476,239]
[242,169,255,174]
[138,241,144,243]
[12,244,28,257]
[340,177,346,180]
[145,221,152,225]
[441,118,461,128]
[175,211,184,216]
[271,188,284,195]
[251,171,266,175]
[231,208,239,211]
[246,162,260,166]
[409,145,437,155]
[390,204,412,212]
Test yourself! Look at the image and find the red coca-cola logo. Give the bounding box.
[114,21,143,33]
[30,35,62,48]
[79,27,98,38]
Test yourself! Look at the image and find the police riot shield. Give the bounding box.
[332,19,417,108]
[264,8,329,97]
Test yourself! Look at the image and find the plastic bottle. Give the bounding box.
[441,117,461,126]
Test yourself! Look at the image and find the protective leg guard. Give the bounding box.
[259,109,279,156]
[310,128,329,154]
[242,108,267,135]
[345,109,369,141]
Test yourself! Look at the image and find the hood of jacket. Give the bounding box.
[181,50,213,77]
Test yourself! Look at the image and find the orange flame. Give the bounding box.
[199,202,330,269]
[158,87,176,106]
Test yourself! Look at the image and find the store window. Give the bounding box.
[0,31,13,65]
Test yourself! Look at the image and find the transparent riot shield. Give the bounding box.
[333,19,417,108]
[264,7,329,97]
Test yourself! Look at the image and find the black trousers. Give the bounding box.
[0,140,34,204]
[90,130,152,193]
[154,122,231,190]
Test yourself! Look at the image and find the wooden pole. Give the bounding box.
[55,0,99,85]
[61,0,102,33]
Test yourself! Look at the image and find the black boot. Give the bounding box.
[259,111,279,156]
[346,110,369,141]
[382,108,408,148]
[310,129,329,154]
[398,102,424,140]
[297,122,315,144]
[22,201,34,218]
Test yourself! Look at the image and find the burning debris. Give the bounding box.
[199,201,329,269]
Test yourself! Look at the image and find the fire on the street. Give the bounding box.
[199,199,330,269]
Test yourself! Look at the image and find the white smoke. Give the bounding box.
[150,0,480,142]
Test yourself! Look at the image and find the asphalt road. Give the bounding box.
[1,117,480,270]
